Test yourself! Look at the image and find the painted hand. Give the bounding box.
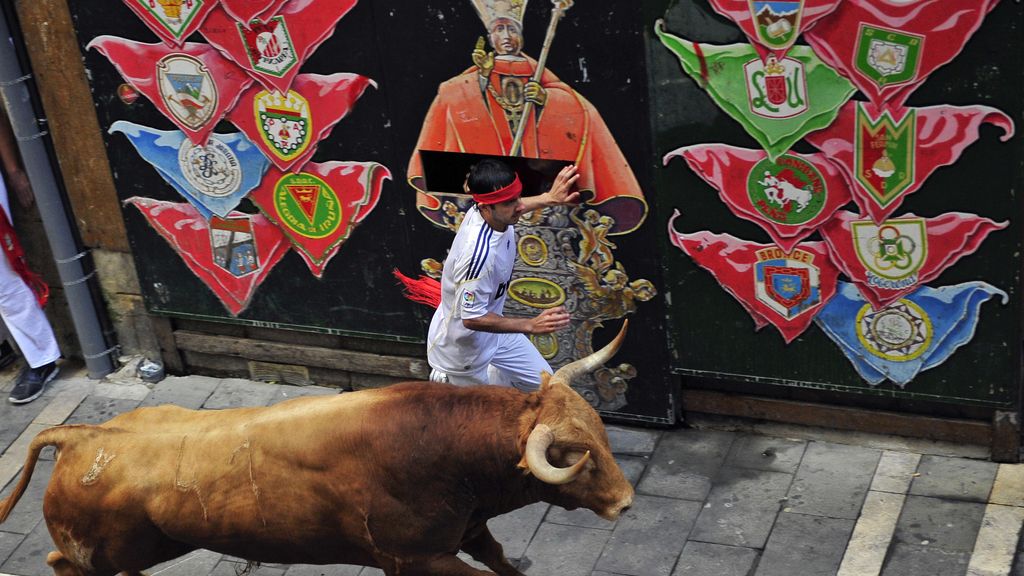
[472,37,494,77]
[524,81,547,107]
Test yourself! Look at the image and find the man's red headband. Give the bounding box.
[472,174,522,205]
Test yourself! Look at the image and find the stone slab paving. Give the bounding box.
[787,441,881,519]
[838,491,907,576]
[894,496,987,554]
[689,466,793,549]
[755,512,855,576]
[636,428,735,502]
[593,494,702,576]
[724,434,807,474]
[1,367,1024,576]
[138,375,219,409]
[882,543,972,576]
[672,541,759,576]
[910,455,1000,503]
[967,504,1024,576]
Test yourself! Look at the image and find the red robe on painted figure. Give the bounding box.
[407,57,647,234]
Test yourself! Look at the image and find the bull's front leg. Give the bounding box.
[460,526,525,576]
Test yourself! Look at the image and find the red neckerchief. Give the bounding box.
[0,203,48,307]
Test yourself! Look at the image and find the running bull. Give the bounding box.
[0,322,634,576]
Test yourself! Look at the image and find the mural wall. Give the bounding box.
[67,0,677,423]
[648,0,1021,407]
[65,0,1022,415]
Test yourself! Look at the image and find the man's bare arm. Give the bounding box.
[0,108,33,208]
[463,306,571,335]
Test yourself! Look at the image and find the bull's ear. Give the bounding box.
[539,371,554,391]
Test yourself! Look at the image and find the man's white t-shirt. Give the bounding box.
[427,205,516,377]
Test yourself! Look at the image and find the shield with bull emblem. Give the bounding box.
[746,153,826,226]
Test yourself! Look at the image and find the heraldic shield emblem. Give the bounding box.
[133,0,207,39]
[124,0,216,47]
[237,16,298,78]
[211,215,260,277]
[254,88,310,163]
[750,1,804,51]
[851,218,926,289]
[744,55,808,119]
[854,104,915,207]
[855,24,924,89]
[274,172,341,240]
[156,54,218,130]
[754,247,820,319]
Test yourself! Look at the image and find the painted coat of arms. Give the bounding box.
[156,54,218,130]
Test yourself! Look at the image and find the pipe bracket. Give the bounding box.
[0,73,32,87]
[61,269,97,287]
[83,345,120,360]
[56,249,91,264]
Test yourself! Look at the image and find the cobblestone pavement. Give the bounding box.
[2,361,1023,576]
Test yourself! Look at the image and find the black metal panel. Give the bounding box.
[65,0,679,423]
[646,0,1022,408]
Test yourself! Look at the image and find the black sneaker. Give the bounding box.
[7,362,59,405]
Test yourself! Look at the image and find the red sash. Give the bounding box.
[0,203,48,307]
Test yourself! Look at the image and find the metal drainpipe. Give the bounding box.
[0,10,116,378]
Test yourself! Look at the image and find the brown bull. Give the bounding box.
[0,322,634,576]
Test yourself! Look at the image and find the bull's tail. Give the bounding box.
[0,425,84,524]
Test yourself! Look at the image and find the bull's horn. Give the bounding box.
[525,424,591,485]
[550,319,628,386]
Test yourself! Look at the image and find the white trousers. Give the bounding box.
[430,332,551,392]
[0,176,60,368]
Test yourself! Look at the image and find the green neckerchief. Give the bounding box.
[656,20,855,161]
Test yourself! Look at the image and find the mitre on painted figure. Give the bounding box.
[470,0,528,29]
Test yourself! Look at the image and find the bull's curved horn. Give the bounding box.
[550,319,628,386]
[525,424,591,485]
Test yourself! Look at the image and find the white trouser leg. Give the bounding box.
[486,333,552,392]
[0,252,60,368]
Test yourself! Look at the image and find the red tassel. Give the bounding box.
[393,269,441,309]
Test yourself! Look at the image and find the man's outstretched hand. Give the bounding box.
[522,165,581,213]
[546,164,580,205]
[528,306,571,335]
